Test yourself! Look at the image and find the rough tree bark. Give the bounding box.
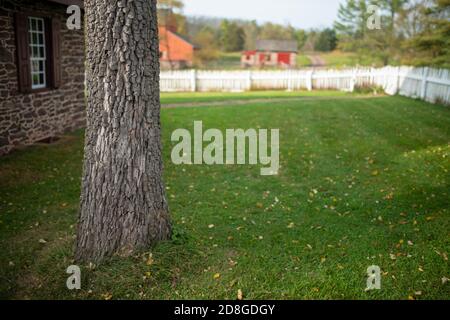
[75,0,171,263]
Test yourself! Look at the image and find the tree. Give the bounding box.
[259,22,296,40]
[243,20,259,50]
[407,0,450,67]
[194,27,220,66]
[220,20,245,52]
[157,0,187,34]
[75,0,171,263]
[335,0,369,41]
[315,28,338,51]
[294,29,308,50]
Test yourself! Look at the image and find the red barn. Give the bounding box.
[241,40,298,68]
[159,26,196,70]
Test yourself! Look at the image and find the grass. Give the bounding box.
[200,52,242,70]
[317,51,384,69]
[296,55,312,67]
[160,90,350,104]
[1,92,449,300]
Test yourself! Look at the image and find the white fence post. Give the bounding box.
[395,66,401,94]
[350,69,357,92]
[420,67,429,100]
[190,69,197,92]
[247,70,252,91]
[307,70,313,91]
[287,70,293,91]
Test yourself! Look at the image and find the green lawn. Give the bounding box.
[200,52,242,70]
[317,51,385,68]
[296,55,312,67]
[160,90,350,104]
[1,92,449,300]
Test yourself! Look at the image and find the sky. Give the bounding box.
[182,0,346,29]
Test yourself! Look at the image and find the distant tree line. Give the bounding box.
[158,0,449,68]
[335,0,450,67]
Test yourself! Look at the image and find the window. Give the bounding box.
[14,13,61,93]
[28,17,46,89]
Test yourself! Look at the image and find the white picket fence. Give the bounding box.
[160,66,450,105]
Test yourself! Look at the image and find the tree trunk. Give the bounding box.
[75,0,171,263]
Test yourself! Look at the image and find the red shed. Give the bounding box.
[241,40,298,69]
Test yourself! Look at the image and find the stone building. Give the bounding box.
[0,0,85,155]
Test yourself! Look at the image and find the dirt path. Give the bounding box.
[162,95,385,109]
[307,55,326,68]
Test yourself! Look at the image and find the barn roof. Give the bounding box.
[256,40,298,52]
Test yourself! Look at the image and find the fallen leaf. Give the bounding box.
[213,273,221,280]
[237,289,243,300]
[101,292,112,300]
[146,253,154,266]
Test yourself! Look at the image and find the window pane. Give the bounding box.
[32,73,39,85]
[38,33,43,44]
[31,60,39,72]
[39,73,45,84]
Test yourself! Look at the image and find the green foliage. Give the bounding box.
[406,0,450,68]
[335,0,449,67]
[193,27,220,67]
[220,20,246,52]
[315,28,338,52]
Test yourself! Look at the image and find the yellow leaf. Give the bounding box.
[213,273,221,280]
[237,289,243,300]
[146,253,154,266]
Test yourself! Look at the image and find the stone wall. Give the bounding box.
[0,0,85,155]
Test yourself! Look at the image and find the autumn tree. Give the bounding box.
[407,0,450,67]
[75,0,171,263]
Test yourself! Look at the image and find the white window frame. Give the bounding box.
[28,17,47,89]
